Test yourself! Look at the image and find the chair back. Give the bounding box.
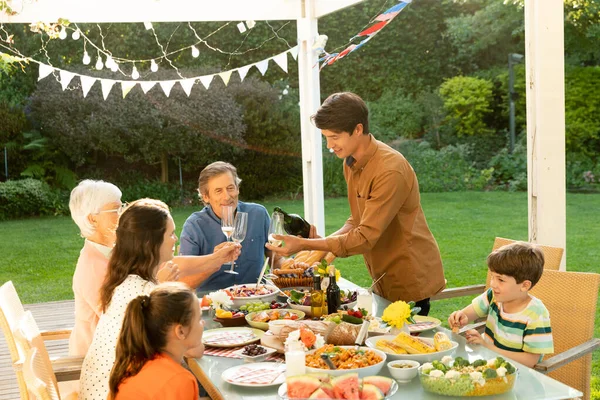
[485,237,564,288]
[529,270,600,400]
[14,310,61,399]
[0,281,29,400]
[22,347,58,400]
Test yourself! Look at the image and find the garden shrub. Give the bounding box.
[0,178,67,220]
[368,89,425,141]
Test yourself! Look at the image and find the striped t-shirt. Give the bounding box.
[472,289,554,357]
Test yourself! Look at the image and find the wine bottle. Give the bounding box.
[326,266,340,315]
[273,207,311,238]
[310,275,324,318]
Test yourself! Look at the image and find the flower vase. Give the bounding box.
[389,323,410,335]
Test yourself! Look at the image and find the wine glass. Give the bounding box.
[267,211,285,273]
[224,212,248,275]
[221,206,234,268]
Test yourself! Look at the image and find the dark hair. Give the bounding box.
[487,242,545,287]
[311,92,369,135]
[108,282,197,397]
[100,198,171,312]
[197,161,242,201]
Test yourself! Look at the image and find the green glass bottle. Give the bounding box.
[326,266,341,314]
[273,207,311,238]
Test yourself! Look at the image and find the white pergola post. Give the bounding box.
[297,0,325,235]
[524,0,566,269]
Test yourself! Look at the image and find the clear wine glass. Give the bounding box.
[224,212,248,275]
[221,205,235,268]
[267,211,285,273]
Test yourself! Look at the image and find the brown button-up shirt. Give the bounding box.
[326,136,445,302]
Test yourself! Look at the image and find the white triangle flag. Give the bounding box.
[59,70,75,91]
[80,76,96,98]
[218,70,233,86]
[140,81,156,94]
[272,52,288,73]
[199,75,214,90]
[121,81,137,98]
[289,45,299,60]
[237,65,251,82]
[100,79,116,100]
[38,64,54,81]
[180,79,195,97]
[159,80,176,97]
[256,59,269,76]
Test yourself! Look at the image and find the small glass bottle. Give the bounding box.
[285,341,306,377]
[326,266,341,315]
[310,275,324,318]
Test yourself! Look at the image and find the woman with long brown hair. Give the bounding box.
[79,199,200,400]
[109,282,203,399]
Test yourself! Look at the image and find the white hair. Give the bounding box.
[69,180,122,238]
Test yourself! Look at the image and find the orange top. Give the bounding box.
[115,354,199,400]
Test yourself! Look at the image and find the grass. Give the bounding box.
[1,192,599,396]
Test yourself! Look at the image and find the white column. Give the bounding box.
[296,0,325,235]
[525,0,566,269]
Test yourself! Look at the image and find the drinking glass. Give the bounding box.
[221,206,234,268]
[224,212,248,275]
[356,288,373,315]
[267,211,285,272]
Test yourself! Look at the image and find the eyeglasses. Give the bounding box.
[97,202,128,216]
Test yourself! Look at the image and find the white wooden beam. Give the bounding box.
[297,0,325,235]
[524,0,566,268]
[1,0,303,23]
[314,0,367,19]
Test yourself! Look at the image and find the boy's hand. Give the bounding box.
[448,310,469,331]
[465,329,485,346]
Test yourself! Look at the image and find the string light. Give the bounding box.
[72,30,80,40]
[191,45,200,58]
[131,65,139,80]
[58,26,67,40]
[150,59,159,72]
[95,55,103,70]
[82,51,91,65]
[143,22,153,30]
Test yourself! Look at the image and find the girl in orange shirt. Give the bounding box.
[108,282,204,400]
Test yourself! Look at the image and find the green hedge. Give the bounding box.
[0,179,67,220]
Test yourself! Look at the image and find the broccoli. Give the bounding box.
[482,368,498,379]
[494,357,506,369]
[432,360,448,372]
[472,359,487,368]
[502,361,516,375]
[453,357,470,368]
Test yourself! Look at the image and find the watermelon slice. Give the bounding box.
[359,383,384,400]
[287,375,321,399]
[311,373,331,383]
[320,383,335,398]
[309,388,333,399]
[362,376,394,396]
[331,373,360,400]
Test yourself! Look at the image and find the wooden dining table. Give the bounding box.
[186,278,583,400]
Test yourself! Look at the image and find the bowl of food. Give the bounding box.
[365,332,458,363]
[224,284,279,308]
[233,344,277,363]
[213,313,247,327]
[305,345,387,378]
[419,356,518,397]
[245,309,305,330]
[387,360,420,383]
[277,287,312,302]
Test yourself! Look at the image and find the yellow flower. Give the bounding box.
[381,301,412,328]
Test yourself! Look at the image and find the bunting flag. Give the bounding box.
[255,59,269,76]
[121,81,136,98]
[38,64,53,81]
[237,65,251,82]
[101,79,116,100]
[199,75,213,90]
[159,80,176,97]
[180,79,195,97]
[140,81,156,94]
[272,52,288,73]
[218,70,233,86]
[59,70,75,90]
[319,0,411,69]
[80,76,96,98]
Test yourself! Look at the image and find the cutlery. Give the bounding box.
[320,354,336,370]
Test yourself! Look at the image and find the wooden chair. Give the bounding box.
[433,237,564,300]
[14,311,80,400]
[184,357,224,400]
[21,347,78,400]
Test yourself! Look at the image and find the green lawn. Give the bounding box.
[1,192,599,396]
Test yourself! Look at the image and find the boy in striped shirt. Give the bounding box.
[448,242,554,367]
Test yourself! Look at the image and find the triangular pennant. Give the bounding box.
[356,21,388,37]
[59,70,75,91]
[100,79,116,100]
[180,79,195,97]
[80,76,97,98]
[38,64,54,81]
[272,52,288,73]
[121,81,136,99]
[159,80,176,97]
[218,70,233,86]
[140,81,156,94]
[237,65,251,82]
[199,75,214,90]
[289,46,299,60]
[255,59,269,76]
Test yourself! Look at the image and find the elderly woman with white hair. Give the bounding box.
[68,179,240,356]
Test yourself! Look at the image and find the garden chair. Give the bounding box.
[13,311,80,400]
[184,357,224,400]
[21,347,78,400]
[432,237,564,300]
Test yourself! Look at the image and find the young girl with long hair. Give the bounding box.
[109,282,203,399]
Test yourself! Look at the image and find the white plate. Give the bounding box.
[364,335,458,363]
[221,362,286,387]
[407,316,442,333]
[232,346,277,362]
[278,379,399,399]
[202,327,264,348]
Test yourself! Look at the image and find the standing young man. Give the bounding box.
[267,92,445,315]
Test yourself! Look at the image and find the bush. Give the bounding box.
[322,152,347,197]
[566,153,600,191]
[368,89,425,141]
[119,180,201,207]
[0,178,67,220]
